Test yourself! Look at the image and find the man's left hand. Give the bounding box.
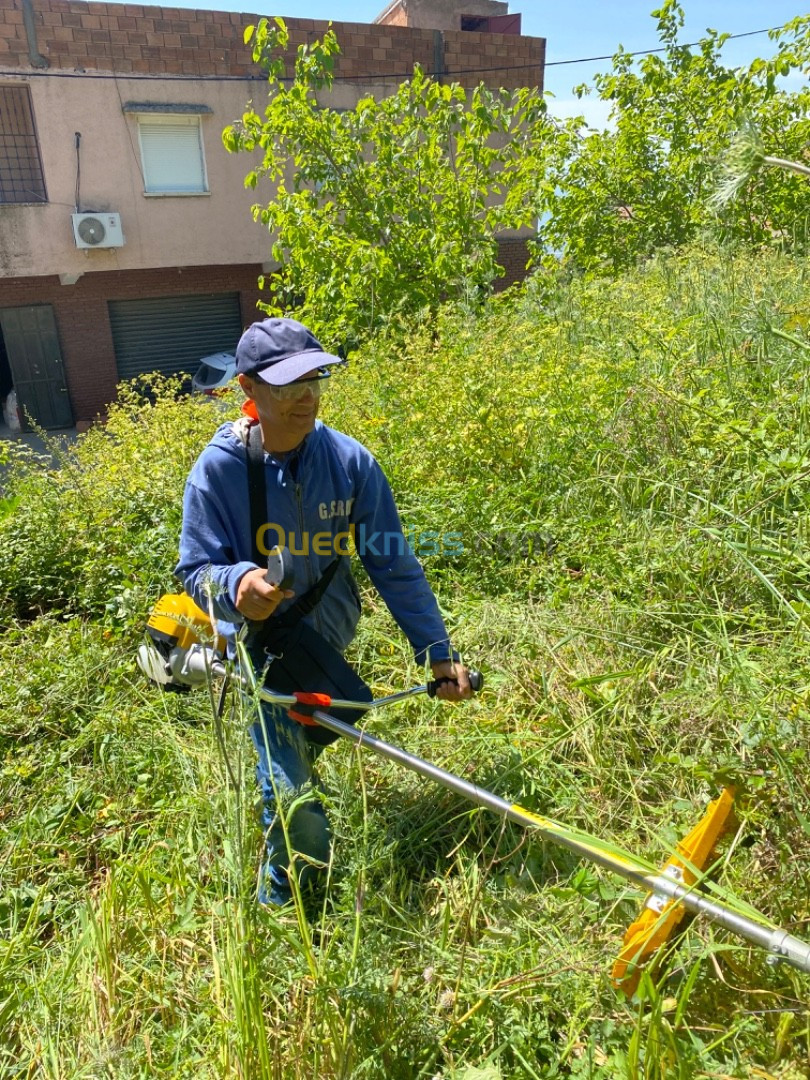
[430,659,473,701]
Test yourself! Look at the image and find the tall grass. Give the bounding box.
[1,245,809,1077]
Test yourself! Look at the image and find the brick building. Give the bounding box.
[0,0,544,428]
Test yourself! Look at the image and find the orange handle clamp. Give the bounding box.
[288,690,333,727]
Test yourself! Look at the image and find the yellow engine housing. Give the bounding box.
[146,593,225,654]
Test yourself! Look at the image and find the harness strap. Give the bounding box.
[246,422,266,565]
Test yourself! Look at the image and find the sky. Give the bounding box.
[166,0,809,127]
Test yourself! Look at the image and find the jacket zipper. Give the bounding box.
[295,475,324,634]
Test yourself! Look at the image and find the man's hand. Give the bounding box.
[430,659,473,701]
[235,567,295,621]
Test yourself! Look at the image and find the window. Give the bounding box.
[460,14,521,34]
[137,114,208,195]
[0,85,47,204]
[461,16,490,31]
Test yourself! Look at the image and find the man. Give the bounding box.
[177,317,471,905]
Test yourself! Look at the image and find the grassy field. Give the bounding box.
[1,246,809,1078]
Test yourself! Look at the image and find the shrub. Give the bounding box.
[0,377,224,627]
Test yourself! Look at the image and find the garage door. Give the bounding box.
[109,293,243,382]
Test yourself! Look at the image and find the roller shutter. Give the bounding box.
[109,293,242,382]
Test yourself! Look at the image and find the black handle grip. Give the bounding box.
[264,545,295,591]
[427,669,483,698]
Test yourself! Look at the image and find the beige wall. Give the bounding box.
[0,71,272,279]
[0,68,493,281]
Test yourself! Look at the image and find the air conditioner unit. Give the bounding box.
[71,212,125,250]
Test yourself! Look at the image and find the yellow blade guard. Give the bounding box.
[612,788,736,997]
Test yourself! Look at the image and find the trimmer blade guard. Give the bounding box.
[612,788,736,997]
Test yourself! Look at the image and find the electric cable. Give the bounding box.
[73,130,81,212]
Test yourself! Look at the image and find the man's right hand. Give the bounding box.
[235,567,295,621]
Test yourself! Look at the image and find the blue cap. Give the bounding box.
[235,317,344,386]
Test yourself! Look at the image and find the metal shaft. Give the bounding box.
[202,650,810,975]
[311,709,810,975]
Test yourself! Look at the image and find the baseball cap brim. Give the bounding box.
[251,350,344,386]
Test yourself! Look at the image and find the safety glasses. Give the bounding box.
[265,369,331,401]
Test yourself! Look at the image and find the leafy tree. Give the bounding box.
[535,2,810,273]
[223,18,549,349]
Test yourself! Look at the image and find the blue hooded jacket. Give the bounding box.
[175,417,454,664]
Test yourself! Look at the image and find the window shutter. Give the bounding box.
[109,293,242,382]
[140,119,206,193]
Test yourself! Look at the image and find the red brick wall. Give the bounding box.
[376,4,409,29]
[1,263,264,422]
[445,30,541,88]
[494,237,532,291]
[0,0,544,89]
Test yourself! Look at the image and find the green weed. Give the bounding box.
[1,247,809,1076]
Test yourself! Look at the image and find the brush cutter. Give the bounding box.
[137,588,810,991]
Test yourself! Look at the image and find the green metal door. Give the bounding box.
[0,305,73,430]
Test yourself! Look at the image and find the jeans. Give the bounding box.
[249,703,331,905]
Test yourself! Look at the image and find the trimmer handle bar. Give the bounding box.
[427,670,483,697]
[179,646,483,713]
